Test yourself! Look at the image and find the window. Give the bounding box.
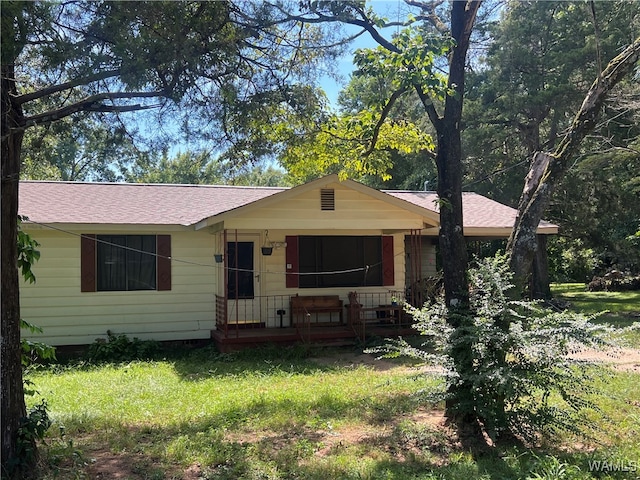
[227,241,254,299]
[97,235,157,291]
[298,236,383,288]
[81,234,171,292]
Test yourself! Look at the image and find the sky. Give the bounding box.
[318,1,414,107]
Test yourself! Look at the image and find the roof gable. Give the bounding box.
[194,175,440,230]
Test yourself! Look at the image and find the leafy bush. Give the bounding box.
[370,254,613,444]
[86,331,161,362]
[548,237,601,283]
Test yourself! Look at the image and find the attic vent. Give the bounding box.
[320,189,335,211]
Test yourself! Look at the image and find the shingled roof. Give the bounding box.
[384,190,557,231]
[19,181,285,226]
[19,179,557,233]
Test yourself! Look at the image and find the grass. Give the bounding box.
[27,341,640,480]
[551,283,640,316]
[551,283,640,345]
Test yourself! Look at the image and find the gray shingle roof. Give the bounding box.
[19,181,285,226]
[19,180,557,231]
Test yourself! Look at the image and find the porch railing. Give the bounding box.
[214,290,414,342]
[345,290,413,342]
[215,294,291,338]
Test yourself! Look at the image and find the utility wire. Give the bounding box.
[462,158,529,189]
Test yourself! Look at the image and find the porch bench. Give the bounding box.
[290,295,344,325]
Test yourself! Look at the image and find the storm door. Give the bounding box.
[226,239,261,326]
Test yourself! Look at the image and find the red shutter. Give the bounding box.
[156,235,172,291]
[285,235,298,288]
[382,236,395,286]
[81,234,96,292]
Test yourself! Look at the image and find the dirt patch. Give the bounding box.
[570,347,640,372]
[310,351,442,374]
[85,449,145,480]
[311,347,640,373]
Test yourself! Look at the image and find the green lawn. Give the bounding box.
[552,283,640,346]
[27,345,640,480]
[551,283,640,315]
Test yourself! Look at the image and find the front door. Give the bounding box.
[226,238,261,326]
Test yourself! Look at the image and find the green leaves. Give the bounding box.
[374,254,616,443]
[17,216,40,285]
[281,110,434,182]
[354,29,453,98]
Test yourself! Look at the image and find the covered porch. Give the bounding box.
[212,290,416,351]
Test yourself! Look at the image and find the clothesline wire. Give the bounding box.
[26,219,408,277]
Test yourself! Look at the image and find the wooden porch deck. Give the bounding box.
[211,322,416,352]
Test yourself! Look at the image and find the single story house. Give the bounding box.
[18,175,557,350]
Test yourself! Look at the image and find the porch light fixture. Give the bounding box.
[214,254,223,263]
[261,230,273,256]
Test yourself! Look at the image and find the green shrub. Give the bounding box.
[548,237,601,283]
[370,254,613,444]
[86,331,161,362]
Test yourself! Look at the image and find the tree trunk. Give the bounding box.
[1,64,31,475]
[433,0,481,424]
[507,37,640,292]
[531,235,551,299]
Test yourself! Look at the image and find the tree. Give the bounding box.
[126,150,225,185]
[2,1,338,472]
[507,36,640,292]
[462,1,640,292]
[20,119,138,182]
[276,0,484,425]
[126,149,290,186]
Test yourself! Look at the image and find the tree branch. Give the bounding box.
[269,4,400,54]
[21,91,165,128]
[414,85,442,132]
[12,69,121,104]
[550,36,640,172]
[405,0,449,34]
[362,87,408,156]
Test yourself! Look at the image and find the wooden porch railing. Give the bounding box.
[346,290,411,343]
[214,290,413,343]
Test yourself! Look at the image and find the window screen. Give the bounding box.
[299,236,382,288]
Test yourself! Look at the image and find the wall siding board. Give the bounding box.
[21,229,215,346]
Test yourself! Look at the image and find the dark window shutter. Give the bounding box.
[81,234,97,292]
[382,236,394,286]
[156,235,171,291]
[285,235,299,288]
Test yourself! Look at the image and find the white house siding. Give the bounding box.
[214,182,422,308]
[20,227,216,346]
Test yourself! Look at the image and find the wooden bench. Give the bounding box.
[290,295,344,325]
